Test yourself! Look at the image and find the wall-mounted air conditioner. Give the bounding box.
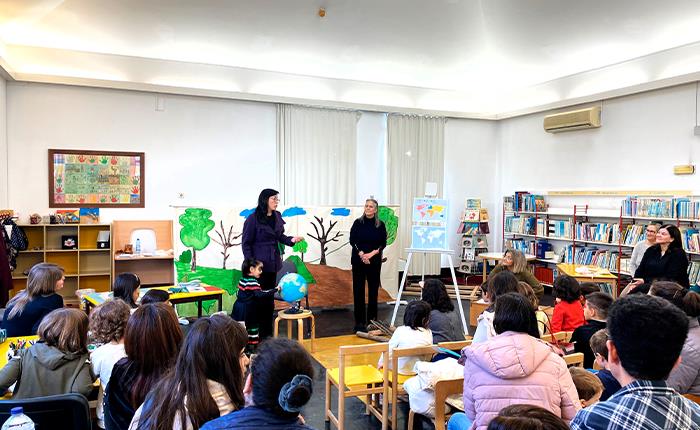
[543,106,601,133]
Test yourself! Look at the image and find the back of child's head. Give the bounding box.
[649,281,700,318]
[553,275,581,303]
[113,272,141,308]
[241,258,262,276]
[580,282,601,297]
[486,404,569,430]
[422,279,453,313]
[7,263,64,319]
[493,293,540,338]
[403,300,431,330]
[251,338,314,419]
[89,298,131,344]
[487,271,519,304]
[608,294,688,380]
[589,329,608,359]
[141,289,170,306]
[38,308,89,355]
[585,292,613,319]
[569,367,603,406]
[516,281,539,309]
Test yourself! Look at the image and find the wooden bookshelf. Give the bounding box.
[111,220,174,286]
[10,224,113,304]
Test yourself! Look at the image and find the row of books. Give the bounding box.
[510,192,547,212]
[561,246,630,273]
[576,222,621,244]
[504,216,536,235]
[622,196,700,219]
[683,228,700,254]
[689,261,700,286]
[457,221,489,235]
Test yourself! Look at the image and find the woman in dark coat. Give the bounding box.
[630,224,690,292]
[241,189,301,339]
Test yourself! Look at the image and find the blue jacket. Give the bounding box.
[201,406,315,430]
[242,211,294,273]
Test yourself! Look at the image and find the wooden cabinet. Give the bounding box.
[112,220,174,286]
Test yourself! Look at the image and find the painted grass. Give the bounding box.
[175,261,240,316]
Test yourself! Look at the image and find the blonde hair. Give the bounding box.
[506,249,528,274]
[7,263,64,319]
[516,281,539,309]
[569,367,603,402]
[359,198,381,228]
[38,308,89,354]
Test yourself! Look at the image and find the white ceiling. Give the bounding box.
[3,0,700,118]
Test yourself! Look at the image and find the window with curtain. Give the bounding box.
[387,114,446,275]
[277,104,359,206]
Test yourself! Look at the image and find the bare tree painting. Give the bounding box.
[308,216,343,265]
[211,220,242,269]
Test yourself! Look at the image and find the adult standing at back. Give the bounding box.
[349,198,387,332]
[488,249,543,299]
[242,189,302,339]
[632,224,689,290]
[628,223,659,276]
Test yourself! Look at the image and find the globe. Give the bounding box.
[278,273,308,303]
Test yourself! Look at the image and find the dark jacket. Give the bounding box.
[0,342,94,399]
[104,358,139,430]
[200,406,315,430]
[1,294,64,337]
[242,212,294,273]
[571,319,607,369]
[595,369,622,401]
[349,217,387,266]
[634,245,690,288]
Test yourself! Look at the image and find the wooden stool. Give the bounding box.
[274,309,315,351]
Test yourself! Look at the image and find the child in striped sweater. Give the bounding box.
[232,258,279,353]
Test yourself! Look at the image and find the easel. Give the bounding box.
[389,248,468,334]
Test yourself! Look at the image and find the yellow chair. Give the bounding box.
[407,377,464,430]
[325,342,389,430]
[563,352,585,368]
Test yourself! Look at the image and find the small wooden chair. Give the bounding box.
[541,331,574,343]
[273,308,315,351]
[563,352,585,368]
[684,393,700,405]
[406,377,464,430]
[325,342,389,430]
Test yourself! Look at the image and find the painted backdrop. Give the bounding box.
[173,205,399,315]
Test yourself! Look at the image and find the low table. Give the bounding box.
[84,285,225,317]
[556,264,618,297]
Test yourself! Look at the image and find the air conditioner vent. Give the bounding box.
[544,106,601,133]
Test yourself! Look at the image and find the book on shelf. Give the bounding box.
[682,227,700,253]
[458,222,480,235]
[462,234,488,249]
[463,209,480,222]
[622,196,700,219]
[479,208,489,222]
[575,222,620,244]
[548,219,572,239]
[560,245,628,273]
[503,196,514,212]
[511,192,547,212]
[465,199,481,210]
[689,261,700,287]
[505,216,536,235]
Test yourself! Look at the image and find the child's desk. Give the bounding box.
[556,264,618,297]
[84,285,225,317]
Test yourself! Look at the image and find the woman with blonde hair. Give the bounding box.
[1,262,65,336]
[488,249,543,299]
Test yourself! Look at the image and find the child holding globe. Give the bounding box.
[232,258,279,353]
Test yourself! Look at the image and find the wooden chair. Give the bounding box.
[563,352,584,367]
[684,393,700,405]
[325,342,389,430]
[541,331,574,343]
[406,377,464,430]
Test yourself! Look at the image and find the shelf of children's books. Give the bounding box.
[535,258,560,264]
[574,239,634,248]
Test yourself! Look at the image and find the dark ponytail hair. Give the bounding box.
[649,281,700,318]
[251,338,314,418]
[113,272,141,308]
[254,188,279,221]
[659,224,684,251]
[241,258,262,277]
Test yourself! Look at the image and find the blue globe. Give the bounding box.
[278,273,308,303]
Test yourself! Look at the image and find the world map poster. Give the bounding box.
[48,149,145,208]
[412,198,448,223]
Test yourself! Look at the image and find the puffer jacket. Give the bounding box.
[667,318,700,395]
[463,331,581,430]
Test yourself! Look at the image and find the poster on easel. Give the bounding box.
[410,197,449,250]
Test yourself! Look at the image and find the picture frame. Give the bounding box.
[48,149,145,208]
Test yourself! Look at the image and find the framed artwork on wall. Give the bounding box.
[48,149,145,208]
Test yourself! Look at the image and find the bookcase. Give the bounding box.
[456,199,489,275]
[10,224,113,305]
[111,220,174,286]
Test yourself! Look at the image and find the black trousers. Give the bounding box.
[352,263,381,329]
[257,271,277,340]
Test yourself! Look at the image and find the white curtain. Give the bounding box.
[387,114,446,275]
[278,104,358,205]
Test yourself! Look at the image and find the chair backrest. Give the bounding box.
[541,331,573,343]
[437,339,472,351]
[434,377,465,430]
[0,393,91,430]
[563,352,584,368]
[684,393,700,405]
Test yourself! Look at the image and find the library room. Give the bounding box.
[0,1,699,429]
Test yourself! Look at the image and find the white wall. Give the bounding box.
[0,75,6,207]
[7,83,277,221]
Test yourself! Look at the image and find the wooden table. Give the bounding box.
[84,285,225,317]
[556,264,618,297]
[478,252,537,283]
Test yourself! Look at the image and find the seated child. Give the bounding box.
[90,299,131,429]
[473,272,519,343]
[516,281,549,335]
[569,367,603,408]
[113,273,141,310]
[551,275,585,332]
[571,292,613,368]
[578,282,601,306]
[588,329,621,401]
[232,259,279,353]
[378,300,433,375]
[0,308,94,399]
[140,289,170,306]
[485,404,569,430]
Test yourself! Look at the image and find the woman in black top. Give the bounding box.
[349,199,387,332]
[632,224,689,289]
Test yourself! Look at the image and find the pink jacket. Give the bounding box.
[462,331,581,430]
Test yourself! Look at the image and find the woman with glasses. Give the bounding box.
[629,223,659,276]
[630,224,690,292]
[241,189,302,339]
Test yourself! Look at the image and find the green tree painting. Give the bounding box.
[179,208,215,272]
[293,238,308,261]
[378,206,399,245]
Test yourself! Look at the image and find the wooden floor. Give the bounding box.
[306,334,382,370]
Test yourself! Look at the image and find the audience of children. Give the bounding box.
[571,294,700,429]
[89,299,131,429]
[129,315,249,430]
[472,271,519,343]
[201,338,315,430]
[421,279,465,343]
[450,293,580,430]
[112,273,142,310]
[378,300,433,375]
[232,258,279,353]
[104,302,183,429]
[0,308,94,398]
[569,367,603,408]
[1,262,65,337]
[487,249,544,299]
[648,281,700,396]
[578,282,601,306]
[516,281,549,335]
[570,292,613,368]
[485,404,569,430]
[551,275,585,333]
[140,289,171,306]
[588,329,621,401]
